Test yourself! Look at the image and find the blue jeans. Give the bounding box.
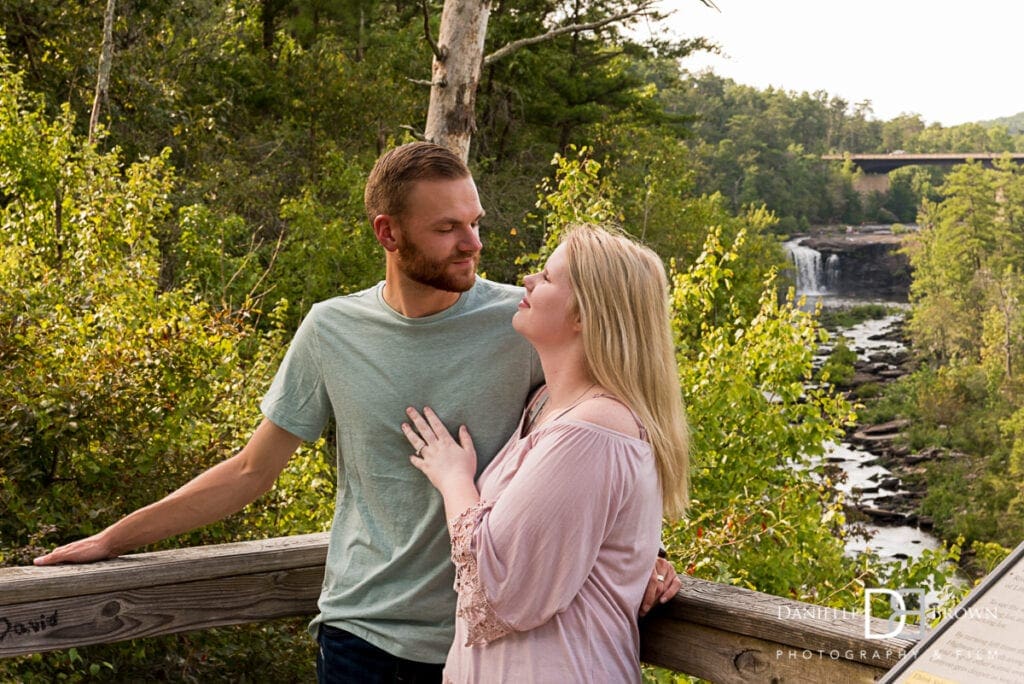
[316,624,444,684]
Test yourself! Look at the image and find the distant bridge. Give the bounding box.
[821,152,1024,194]
[822,152,1024,174]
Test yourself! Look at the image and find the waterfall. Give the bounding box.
[784,239,832,295]
[826,253,841,291]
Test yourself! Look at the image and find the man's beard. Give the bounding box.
[395,235,479,293]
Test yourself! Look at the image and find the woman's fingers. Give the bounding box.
[458,425,475,453]
[423,407,456,445]
[401,422,425,451]
[405,407,437,443]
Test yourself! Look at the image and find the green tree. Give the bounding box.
[889,156,1024,552]
[905,162,1004,363]
[0,48,331,682]
[881,114,926,152]
[667,72,883,227]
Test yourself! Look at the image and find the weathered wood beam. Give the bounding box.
[1,534,916,683]
[641,574,917,682]
[643,620,892,683]
[0,533,327,657]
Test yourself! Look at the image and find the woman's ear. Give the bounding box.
[571,306,583,332]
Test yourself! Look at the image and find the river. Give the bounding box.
[785,237,943,564]
[819,316,941,563]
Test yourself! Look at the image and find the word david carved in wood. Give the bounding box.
[0,611,60,642]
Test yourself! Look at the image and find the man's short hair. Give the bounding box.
[364,142,471,223]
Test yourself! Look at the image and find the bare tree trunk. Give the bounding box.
[422,0,657,160]
[356,5,366,61]
[89,0,117,144]
[997,277,1016,378]
[423,0,491,161]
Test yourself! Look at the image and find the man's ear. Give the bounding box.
[373,214,399,252]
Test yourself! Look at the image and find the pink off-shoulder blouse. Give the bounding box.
[443,401,663,683]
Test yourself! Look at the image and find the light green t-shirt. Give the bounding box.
[260,277,543,663]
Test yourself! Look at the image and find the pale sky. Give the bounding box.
[647,0,1021,126]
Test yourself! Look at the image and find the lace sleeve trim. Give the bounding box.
[449,501,514,646]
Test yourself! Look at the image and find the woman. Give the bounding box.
[402,224,689,682]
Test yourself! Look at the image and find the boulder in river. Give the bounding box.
[849,419,910,447]
[861,507,908,524]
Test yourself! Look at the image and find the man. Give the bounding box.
[35,142,680,682]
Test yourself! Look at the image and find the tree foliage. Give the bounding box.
[895,159,1024,550]
[0,45,331,681]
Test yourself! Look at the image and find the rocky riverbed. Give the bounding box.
[817,314,956,558]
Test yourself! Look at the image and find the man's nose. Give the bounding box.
[460,226,482,252]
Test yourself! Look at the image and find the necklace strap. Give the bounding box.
[526,382,596,435]
[524,392,549,433]
[548,383,597,423]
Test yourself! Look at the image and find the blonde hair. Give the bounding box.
[562,224,690,518]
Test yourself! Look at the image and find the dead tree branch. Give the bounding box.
[420,0,447,62]
[483,2,655,67]
[88,0,117,143]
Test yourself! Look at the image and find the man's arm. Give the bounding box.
[33,418,302,565]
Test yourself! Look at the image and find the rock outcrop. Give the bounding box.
[800,232,911,299]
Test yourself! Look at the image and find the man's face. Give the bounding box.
[392,177,484,293]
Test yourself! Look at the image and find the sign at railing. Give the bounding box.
[880,540,1024,683]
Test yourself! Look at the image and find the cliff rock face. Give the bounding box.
[800,233,910,299]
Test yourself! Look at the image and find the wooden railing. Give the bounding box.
[1,534,917,682]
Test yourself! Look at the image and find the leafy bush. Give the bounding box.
[0,46,332,680]
[818,336,858,386]
[667,230,861,603]
[816,302,895,329]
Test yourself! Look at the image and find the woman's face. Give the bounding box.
[513,243,580,346]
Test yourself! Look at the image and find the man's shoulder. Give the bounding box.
[307,283,382,316]
[474,276,522,294]
[469,276,524,307]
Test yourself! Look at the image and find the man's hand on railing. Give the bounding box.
[33,532,118,565]
[639,557,681,616]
